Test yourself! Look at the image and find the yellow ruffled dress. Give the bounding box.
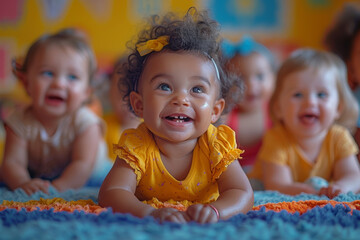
[114,123,243,210]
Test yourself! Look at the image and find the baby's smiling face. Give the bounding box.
[25,44,90,121]
[227,52,274,112]
[274,67,341,139]
[130,51,225,143]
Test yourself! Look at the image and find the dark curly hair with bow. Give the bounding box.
[118,7,242,115]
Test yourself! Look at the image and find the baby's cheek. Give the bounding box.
[198,102,209,109]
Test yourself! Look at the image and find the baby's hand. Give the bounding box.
[318,184,342,199]
[18,178,50,195]
[186,204,218,224]
[149,207,189,223]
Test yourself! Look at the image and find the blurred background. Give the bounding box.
[0,0,355,116]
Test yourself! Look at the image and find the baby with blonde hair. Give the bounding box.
[249,49,360,198]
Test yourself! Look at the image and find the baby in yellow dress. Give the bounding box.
[248,49,360,198]
[98,8,254,224]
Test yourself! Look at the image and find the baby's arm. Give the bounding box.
[186,160,254,223]
[98,158,188,223]
[262,161,317,195]
[51,123,102,191]
[319,154,360,198]
[1,125,50,195]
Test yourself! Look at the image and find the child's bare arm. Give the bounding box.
[1,125,31,189]
[99,158,157,217]
[99,158,188,223]
[262,161,317,195]
[51,124,102,191]
[189,160,254,222]
[331,154,360,194]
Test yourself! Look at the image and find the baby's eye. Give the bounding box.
[192,86,204,93]
[317,92,328,98]
[42,71,53,77]
[293,92,303,98]
[67,74,78,81]
[158,83,171,91]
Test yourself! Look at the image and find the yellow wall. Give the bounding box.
[0,0,198,75]
[0,0,356,161]
[290,0,350,49]
[0,0,355,95]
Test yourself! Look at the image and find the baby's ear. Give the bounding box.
[12,58,27,86]
[12,58,33,97]
[211,98,225,123]
[130,91,144,118]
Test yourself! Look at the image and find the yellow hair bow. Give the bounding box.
[136,36,169,56]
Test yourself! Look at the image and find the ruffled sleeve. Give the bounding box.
[113,123,152,184]
[205,124,244,181]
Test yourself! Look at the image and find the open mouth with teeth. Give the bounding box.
[165,115,192,122]
[299,114,318,124]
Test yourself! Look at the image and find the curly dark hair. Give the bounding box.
[324,3,360,62]
[119,7,241,115]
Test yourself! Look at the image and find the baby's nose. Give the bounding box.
[52,75,67,87]
[246,78,261,94]
[304,94,317,106]
[171,91,190,106]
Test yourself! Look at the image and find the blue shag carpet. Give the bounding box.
[1,187,360,240]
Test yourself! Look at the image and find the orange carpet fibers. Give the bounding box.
[253,200,360,214]
[1,198,360,215]
[0,198,106,214]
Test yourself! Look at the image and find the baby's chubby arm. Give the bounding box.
[51,123,102,192]
[98,158,154,217]
[262,161,317,195]
[321,154,360,198]
[194,160,254,221]
[1,125,50,194]
[1,125,30,187]
[98,158,188,223]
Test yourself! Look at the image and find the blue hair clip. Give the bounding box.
[221,35,274,63]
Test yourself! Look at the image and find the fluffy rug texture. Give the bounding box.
[1,187,360,240]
